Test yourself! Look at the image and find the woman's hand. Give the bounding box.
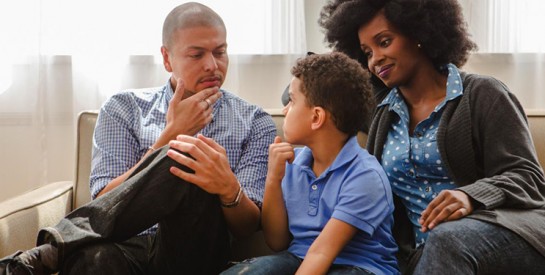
[419,190,474,232]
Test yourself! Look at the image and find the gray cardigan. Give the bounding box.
[367,72,545,258]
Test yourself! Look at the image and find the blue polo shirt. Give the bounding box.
[283,136,399,275]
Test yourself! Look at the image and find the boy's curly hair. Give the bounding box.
[319,0,477,88]
[291,52,375,136]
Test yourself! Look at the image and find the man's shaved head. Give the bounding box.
[162,2,226,48]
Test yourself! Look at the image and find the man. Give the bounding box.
[0,2,276,274]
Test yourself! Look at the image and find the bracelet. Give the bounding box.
[221,184,243,208]
[148,146,157,152]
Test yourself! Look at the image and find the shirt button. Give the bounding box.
[425,186,431,192]
[408,171,414,177]
[416,132,423,138]
[311,185,318,191]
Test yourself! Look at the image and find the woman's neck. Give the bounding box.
[398,65,447,108]
[398,65,449,134]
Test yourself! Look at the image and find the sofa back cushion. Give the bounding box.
[74,111,97,208]
[527,110,545,170]
[74,109,545,207]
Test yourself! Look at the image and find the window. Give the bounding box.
[0,0,306,57]
[462,0,545,52]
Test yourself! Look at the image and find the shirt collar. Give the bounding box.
[377,63,464,110]
[293,136,361,178]
[443,63,464,101]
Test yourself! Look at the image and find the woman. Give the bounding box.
[318,0,545,274]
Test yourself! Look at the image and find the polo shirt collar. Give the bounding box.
[293,136,360,178]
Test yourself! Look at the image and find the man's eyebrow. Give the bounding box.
[186,43,228,51]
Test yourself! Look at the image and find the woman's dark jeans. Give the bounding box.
[402,218,545,275]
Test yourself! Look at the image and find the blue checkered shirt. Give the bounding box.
[90,80,276,235]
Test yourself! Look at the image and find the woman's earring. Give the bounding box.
[417,43,422,48]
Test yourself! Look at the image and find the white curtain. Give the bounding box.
[461,0,545,52]
[0,0,306,202]
[459,0,545,111]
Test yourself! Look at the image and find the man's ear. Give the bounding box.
[161,46,173,72]
[311,106,326,130]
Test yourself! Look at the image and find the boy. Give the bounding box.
[222,52,399,274]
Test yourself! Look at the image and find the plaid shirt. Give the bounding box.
[90,80,276,235]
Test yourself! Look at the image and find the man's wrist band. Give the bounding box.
[221,185,243,208]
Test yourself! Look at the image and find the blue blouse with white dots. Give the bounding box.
[379,64,464,247]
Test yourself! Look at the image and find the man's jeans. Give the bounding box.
[37,147,230,275]
[407,218,545,275]
[221,251,374,275]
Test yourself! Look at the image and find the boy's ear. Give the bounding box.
[310,107,326,130]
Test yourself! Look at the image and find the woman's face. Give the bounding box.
[357,11,424,88]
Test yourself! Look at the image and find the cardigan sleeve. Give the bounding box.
[456,75,545,209]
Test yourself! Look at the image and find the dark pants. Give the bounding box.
[400,218,545,275]
[221,251,374,275]
[38,147,231,275]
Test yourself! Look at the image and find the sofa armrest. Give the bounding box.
[0,181,73,257]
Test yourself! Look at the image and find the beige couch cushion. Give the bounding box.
[527,109,545,170]
[73,111,97,208]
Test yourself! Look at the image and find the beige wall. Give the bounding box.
[305,0,329,54]
[463,53,545,109]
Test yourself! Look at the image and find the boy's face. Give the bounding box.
[282,77,313,144]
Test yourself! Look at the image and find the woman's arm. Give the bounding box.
[421,75,545,231]
[461,76,545,208]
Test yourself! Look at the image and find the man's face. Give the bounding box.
[161,25,228,97]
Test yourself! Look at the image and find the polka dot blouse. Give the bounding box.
[379,64,464,247]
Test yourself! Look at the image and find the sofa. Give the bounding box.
[1,109,544,260]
